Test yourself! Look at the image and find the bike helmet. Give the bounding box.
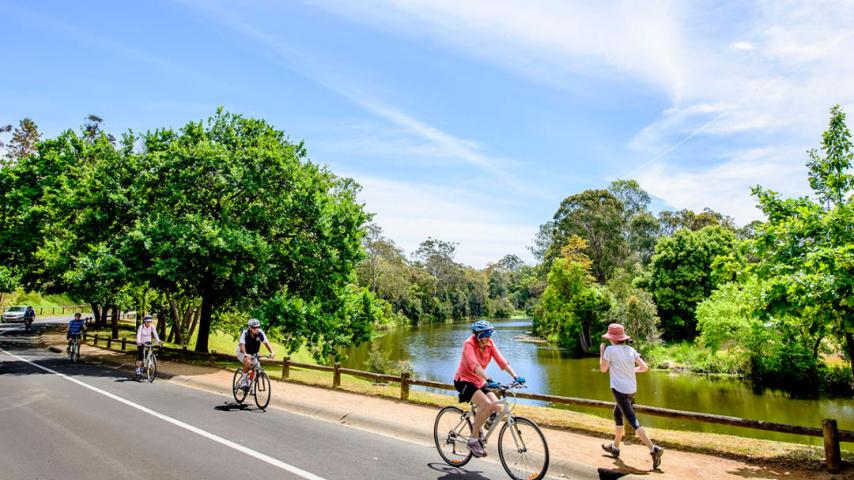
[248,318,261,328]
[143,315,153,323]
[471,320,494,338]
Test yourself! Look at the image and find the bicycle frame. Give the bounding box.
[450,384,522,447]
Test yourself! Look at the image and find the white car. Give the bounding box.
[2,305,34,323]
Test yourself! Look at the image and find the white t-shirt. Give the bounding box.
[603,344,639,394]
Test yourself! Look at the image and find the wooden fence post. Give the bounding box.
[106,337,112,349]
[121,338,126,351]
[400,372,411,401]
[282,357,290,379]
[83,332,87,341]
[62,306,65,314]
[822,419,841,473]
[93,334,99,346]
[333,363,341,388]
[39,307,43,315]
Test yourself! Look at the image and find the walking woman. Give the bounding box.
[599,323,664,470]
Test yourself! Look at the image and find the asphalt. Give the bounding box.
[0,326,541,480]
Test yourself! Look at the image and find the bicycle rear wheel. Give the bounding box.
[498,416,549,480]
[433,406,473,467]
[145,352,157,382]
[254,371,271,410]
[232,368,247,404]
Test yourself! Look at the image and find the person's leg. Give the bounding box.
[470,390,493,437]
[135,346,144,370]
[612,393,625,448]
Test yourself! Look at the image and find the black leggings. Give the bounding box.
[611,388,641,429]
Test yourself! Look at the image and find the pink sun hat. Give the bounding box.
[602,323,631,342]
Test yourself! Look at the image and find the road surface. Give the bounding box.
[0,326,529,480]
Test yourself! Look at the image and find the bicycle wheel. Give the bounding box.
[254,371,271,410]
[145,352,157,383]
[232,368,247,404]
[72,340,80,363]
[498,416,549,480]
[433,406,474,467]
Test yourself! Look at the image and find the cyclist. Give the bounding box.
[236,318,275,388]
[135,315,161,376]
[599,323,664,470]
[66,312,86,352]
[454,320,525,458]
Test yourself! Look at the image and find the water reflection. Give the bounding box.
[339,318,853,446]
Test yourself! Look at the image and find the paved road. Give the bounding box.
[0,330,525,480]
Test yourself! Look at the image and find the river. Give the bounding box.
[339,317,853,446]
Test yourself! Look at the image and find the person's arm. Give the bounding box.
[152,327,161,344]
[238,330,247,354]
[136,325,143,345]
[261,331,274,356]
[634,354,649,373]
[599,343,610,372]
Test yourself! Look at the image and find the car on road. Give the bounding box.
[2,305,34,323]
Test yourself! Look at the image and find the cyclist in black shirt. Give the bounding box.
[235,318,275,387]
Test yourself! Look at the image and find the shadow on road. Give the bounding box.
[214,402,251,412]
[426,462,492,480]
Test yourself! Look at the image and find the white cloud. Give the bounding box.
[353,175,537,267]
[635,147,810,224]
[730,41,755,51]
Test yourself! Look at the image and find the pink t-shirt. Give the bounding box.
[454,335,509,388]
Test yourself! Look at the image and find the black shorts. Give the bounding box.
[66,333,82,340]
[611,388,641,428]
[454,380,490,403]
[136,345,145,361]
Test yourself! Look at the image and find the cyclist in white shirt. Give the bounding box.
[136,316,161,376]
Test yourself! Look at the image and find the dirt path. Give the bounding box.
[44,333,853,480]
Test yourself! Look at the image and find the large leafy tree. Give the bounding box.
[124,110,370,353]
[548,189,626,283]
[648,225,737,340]
[752,105,854,374]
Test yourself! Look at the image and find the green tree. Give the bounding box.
[4,118,41,165]
[658,208,736,236]
[648,225,737,340]
[807,105,854,209]
[548,189,626,283]
[125,110,371,353]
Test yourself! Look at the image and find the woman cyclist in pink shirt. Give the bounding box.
[135,316,161,376]
[454,320,525,458]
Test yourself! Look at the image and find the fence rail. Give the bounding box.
[79,331,852,473]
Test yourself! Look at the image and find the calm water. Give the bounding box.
[340,317,853,446]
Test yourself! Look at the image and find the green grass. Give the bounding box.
[643,341,749,375]
[2,289,87,311]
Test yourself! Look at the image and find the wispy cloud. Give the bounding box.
[175,0,523,190]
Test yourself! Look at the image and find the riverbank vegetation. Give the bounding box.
[525,105,853,396]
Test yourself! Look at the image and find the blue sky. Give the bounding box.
[2,1,853,267]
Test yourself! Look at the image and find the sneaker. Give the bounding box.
[601,443,620,458]
[650,445,664,470]
[467,438,486,458]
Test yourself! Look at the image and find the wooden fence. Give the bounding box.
[80,331,853,473]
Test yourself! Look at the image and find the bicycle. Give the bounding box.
[433,381,549,480]
[67,334,81,363]
[232,354,273,410]
[136,342,158,383]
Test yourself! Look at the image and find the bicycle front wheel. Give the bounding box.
[232,368,247,404]
[144,353,157,382]
[433,406,473,467]
[254,371,271,410]
[72,341,80,363]
[498,416,549,480]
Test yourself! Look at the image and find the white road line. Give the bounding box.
[0,347,328,480]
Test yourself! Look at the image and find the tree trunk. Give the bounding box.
[167,298,178,343]
[157,310,167,339]
[91,303,101,326]
[195,294,213,353]
[100,306,110,329]
[187,305,200,343]
[846,332,854,381]
[110,306,119,339]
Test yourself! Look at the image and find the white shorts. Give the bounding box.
[236,351,258,364]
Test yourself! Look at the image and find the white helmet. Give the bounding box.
[248,318,261,328]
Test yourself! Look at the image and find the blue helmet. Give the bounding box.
[471,320,494,338]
